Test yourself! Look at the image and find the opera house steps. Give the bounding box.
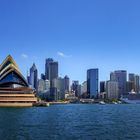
[0,55,37,107]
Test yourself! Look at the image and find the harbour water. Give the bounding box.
[0,104,140,140]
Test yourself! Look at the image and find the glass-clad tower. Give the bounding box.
[87,69,99,98]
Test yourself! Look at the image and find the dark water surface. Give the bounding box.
[0,104,140,140]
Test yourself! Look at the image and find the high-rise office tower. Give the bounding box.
[110,70,127,96]
[129,73,135,82]
[38,79,46,92]
[64,75,70,93]
[49,62,58,82]
[87,69,99,98]
[45,58,53,80]
[100,81,106,93]
[29,63,38,90]
[53,77,65,100]
[128,73,140,93]
[135,75,140,93]
[106,81,119,99]
[51,76,70,100]
[45,58,58,101]
[128,73,135,92]
[45,58,58,87]
[126,81,135,93]
[71,81,80,97]
[41,73,46,80]
[45,80,50,92]
[81,81,87,95]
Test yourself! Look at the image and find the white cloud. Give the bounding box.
[21,53,28,59]
[57,52,72,58]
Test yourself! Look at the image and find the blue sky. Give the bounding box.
[0,0,140,83]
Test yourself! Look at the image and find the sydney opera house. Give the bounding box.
[0,55,37,107]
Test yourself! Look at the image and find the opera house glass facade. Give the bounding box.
[0,55,37,107]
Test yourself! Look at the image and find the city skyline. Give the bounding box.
[1,0,140,83]
[1,1,140,140]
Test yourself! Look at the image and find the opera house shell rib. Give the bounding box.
[0,55,37,107]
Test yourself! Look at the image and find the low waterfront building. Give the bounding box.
[0,55,37,107]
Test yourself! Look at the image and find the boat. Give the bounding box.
[121,98,140,104]
[99,101,106,105]
[121,92,140,104]
[112,102,118,104]
[118,101,122,104]
[46,103,50,107]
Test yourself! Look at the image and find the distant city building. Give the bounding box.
[53,77,65,100]
[128,73,135,92]
[100,81,106,99]
[45,80,50,92]
[81,81,87,95]
[45,58,54,80]
[38,79,46,92]
[106,81,119,99]
[100,81,106,93]
[64,75,70,93]
[110,70,127,96]
[45,58,59,100]
[49,62,58,82]
[126,81,135,93]
[50,87,58,101]
[27,75,30,85]
[128,73,140,93]
[129,73,135,82]
[41,73,46,80]
[45,58,58,82]
[71,81,80,97]
[87,69,99,98]
[50,76,70,101]
[38,79,50,93]
[135,75,140,93]
[29,63,38,90]
[78,84,82,96]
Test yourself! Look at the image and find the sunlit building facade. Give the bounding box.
[0,55,37,107]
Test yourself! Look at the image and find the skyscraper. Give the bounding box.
[106,81,119,99]
[100,81,106,93]
[129,73,135,82]
[45,58,53,80]
[128,73,139,93]
[49,62,58,82]
[53,77,65,100]
[128,73,135,92]
[29,63,38,90]
[38,79,46,92]
[64,75,70,93]
[135,75,140,93]
[126,81,135,93]
[45,58,59,101]
[87,69,99,98]
[110,70,127,96]
[45,58,58,84]
[41,73,46,80]
[81,81,87,95]
[71,81,80,97]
